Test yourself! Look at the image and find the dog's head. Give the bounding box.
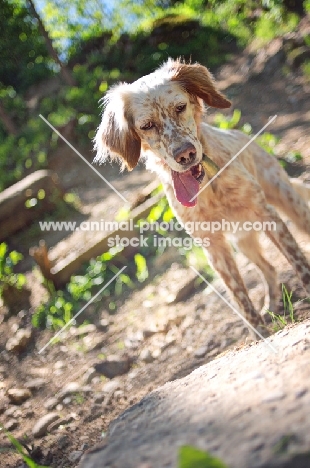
[94,59,230,207]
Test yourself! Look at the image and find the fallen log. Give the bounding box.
[31,191,164,288]
[0,170,63,241]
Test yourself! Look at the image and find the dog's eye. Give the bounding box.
[140,122,154,130]
[176,104,186,113]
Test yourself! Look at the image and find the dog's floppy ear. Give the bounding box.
[94,87,141,171]
[170,61,231,109]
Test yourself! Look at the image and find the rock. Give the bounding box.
[30,367,49,377]
[54,360,65,370]
[94,355,133,379]
[61,382,80,395]
[194,336,217,358]
[24,378,46,390]
[48,417,73,433]
[102,379,121,394]
[98,318,109,331]
[4,406,19,417]
[60,382,92,397]
[93,393,105,404]
[32,412,60,438]
[82,367,97,384]
[6,328,32,353]
[44,397,58,410]
[5,419,18,430]
[142,328,157,339]
[82,334,104,351]
[139,348,154,363]
[7,388,31,404]
[63,397,72,405]
[193,345,209,358]
[79,321,310,468]
[68,450,83,462]
[72,324,97,336]
[114,390,124,401]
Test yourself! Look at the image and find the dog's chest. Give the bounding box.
[163,177,264,240]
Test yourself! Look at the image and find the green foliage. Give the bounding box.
[254,7,299,43]
[32,246,132,329]
[282,283,295,323]
[134,253,149,282]
[0,425,49,468]
[179,445,228,468]
[0,116,51,191]
[0,0,53,92]
[301,60,310,80]
[0,243,26,294]
[256,132,280,156]
[213,109,242,130]
[283,151,302,163]
[32,188,211,330]
[41,0,115,55]
[0,0,303,191]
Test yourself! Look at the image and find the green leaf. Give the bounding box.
[0,425,49,468]
[134,253,148,282]
[0,243,7,259]
[179,446,228,468]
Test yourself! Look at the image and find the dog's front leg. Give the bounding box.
[204,235,269,339]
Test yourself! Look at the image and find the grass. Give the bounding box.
[267,284,296,331]
[0,425,49,468]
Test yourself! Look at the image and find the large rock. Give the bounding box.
[80,321,310,468]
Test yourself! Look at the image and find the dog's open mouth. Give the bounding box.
[171,162,205,208]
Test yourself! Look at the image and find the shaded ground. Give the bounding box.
[0,27,310,468]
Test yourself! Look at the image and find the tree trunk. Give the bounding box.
[27,0,77,86]
[0,101,18,135]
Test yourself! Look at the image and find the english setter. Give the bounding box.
[94,59,310,338]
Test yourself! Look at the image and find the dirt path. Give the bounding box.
[80,319,310,468]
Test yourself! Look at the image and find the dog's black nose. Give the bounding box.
[173,143,196,166]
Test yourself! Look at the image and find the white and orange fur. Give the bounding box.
[94,59,310,338]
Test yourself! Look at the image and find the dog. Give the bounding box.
[94,58,310,338]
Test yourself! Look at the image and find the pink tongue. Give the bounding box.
[171,169,199,207]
